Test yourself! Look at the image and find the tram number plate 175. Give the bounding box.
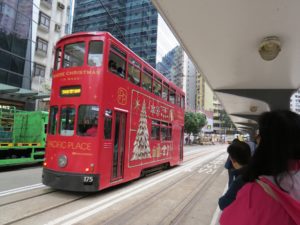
[83,176,93,184]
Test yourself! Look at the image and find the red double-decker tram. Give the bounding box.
[42,32,185,192]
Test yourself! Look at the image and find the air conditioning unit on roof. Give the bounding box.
[55,24,61,32]
[57,2,65,10]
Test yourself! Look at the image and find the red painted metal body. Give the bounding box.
[42,32,185,192]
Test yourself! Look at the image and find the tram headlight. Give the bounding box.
[58,155,68,168]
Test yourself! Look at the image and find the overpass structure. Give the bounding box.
[151,0,300,134]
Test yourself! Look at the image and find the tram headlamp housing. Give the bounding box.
[58,155,68,168]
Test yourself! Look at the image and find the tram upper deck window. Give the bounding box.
[77,105,99,136]
[153,77,162,97]
[128,58,141,85]
[48,106,58,135]
[162,83,169,101]
[142,68,152,92]
[108,45,126,78]
[59,106,75,136]
[169,88,176,104]
[176,94,181,106]
[88,41,103,66]
[63,42,85,68]
[181,96,185,108]
[54,48,61,70]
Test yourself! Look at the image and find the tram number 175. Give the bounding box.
[83,176,94,184]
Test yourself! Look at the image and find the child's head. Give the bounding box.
[227,140,251,169]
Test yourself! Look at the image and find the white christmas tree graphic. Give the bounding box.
[131,100,151,160]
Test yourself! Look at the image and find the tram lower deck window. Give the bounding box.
[59,106,75,136]
[77,105,99,136]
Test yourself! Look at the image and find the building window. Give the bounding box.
[38,12,50,31]
[36,37,48,54]
[33,63,46,77]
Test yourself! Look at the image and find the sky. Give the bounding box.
[156,14,179,63]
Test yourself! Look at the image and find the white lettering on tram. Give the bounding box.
[47,141,92,151]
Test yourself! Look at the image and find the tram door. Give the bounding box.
[112,111,126,181]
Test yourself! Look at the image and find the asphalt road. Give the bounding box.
[0,144,228,225]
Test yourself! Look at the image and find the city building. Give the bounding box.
[213,95,224,134]
[195,74,214,132]
[196,74,214,112]
[0,0,72,110]
[157,46,184,89]
[0,0,35,108]
[31,0,73,110]
[73,0,158,68]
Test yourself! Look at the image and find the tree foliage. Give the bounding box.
[219,110,234,129]
[184,112,207,135]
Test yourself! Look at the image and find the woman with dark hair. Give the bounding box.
[220,110,300,225]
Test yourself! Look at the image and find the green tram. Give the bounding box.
[0,106,48,166]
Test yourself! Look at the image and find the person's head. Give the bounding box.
[245,110,300,183]
[231,138,240,145]
[93,118,98,127]
[227,140,251,169]
[109,60,116,69]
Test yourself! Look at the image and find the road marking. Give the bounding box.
[198,155,227,174]
[47,149,226,225]
[0,183,45,197]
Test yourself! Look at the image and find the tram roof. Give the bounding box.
[151,0,300,133]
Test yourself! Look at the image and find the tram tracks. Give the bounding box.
[89,151,226,225]
[0,188,90,225]
[0,145,226,225]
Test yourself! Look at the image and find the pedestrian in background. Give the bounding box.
[220,110,300,225]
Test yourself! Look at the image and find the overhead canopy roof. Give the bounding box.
[151,0,300,132]
[0,83,50,102]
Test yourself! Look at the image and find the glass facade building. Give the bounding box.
[0,0,32,89]
[156,46,184,89]
[73,0,158,67]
